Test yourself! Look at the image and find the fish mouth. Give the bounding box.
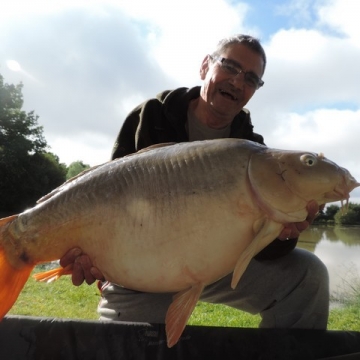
[324,174,360,204]
[219,88,238,101]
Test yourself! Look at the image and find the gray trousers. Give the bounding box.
[98,248,329,329]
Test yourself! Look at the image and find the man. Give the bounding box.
[61,34,328,329]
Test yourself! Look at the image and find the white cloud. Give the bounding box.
[47,132,114,166]
[266,28,327,62]
[0,5,174,166]
[268,108,360,166]
[318,0,360,46]
[259,28,360,112]
[275,0,318,25]
[115,0,254,86]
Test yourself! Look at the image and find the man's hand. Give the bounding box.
[60,248,105,286]
[278,200,324,240]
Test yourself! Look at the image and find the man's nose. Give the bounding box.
[228,72,245,89]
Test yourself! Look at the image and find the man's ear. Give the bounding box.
[200,55,211,80]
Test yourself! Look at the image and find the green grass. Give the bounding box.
[7,268,360,331]
[189,302,260,327]
[328,305,360,331]
[9,269,99,320]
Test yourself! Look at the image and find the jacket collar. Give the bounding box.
[157,86,254,140]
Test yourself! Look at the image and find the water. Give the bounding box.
[298,225,360,298]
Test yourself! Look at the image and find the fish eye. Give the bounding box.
[300,154,317,167]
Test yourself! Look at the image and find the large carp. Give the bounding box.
[0,139,358,347]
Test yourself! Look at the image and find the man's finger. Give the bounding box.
[60,248,82,268]
[294,220,310,233]
[90,267,106,282]
[306,200,319,215]
[72,260,86,286]
[278,227,292,240]
[77,255,96,285]
[306,200,320,223]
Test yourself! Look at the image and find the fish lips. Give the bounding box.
[324,176,360,202]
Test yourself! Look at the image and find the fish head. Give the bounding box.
[248,149,359,223]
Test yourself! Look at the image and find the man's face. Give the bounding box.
[200,43,265,121]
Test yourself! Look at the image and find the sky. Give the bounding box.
[1,0,360,203]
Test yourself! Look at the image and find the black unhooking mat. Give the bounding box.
[0,316,360,360]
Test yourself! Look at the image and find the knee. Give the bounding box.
[259,250,330,329]
[289,249,329,299]
[299,249,329,284]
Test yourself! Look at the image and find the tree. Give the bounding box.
[0,78,46,156]
[313,204,339,224]
[66,160,90,180]
[325,204,340,220]
[0,74,66,214]
[334,203,360,226]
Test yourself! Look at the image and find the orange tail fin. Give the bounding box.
[33,264,72,282]
[0,232,34,320]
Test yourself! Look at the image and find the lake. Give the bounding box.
[298,225,360,299]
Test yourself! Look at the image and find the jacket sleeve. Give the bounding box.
[111,106,140,160]
[111,99,164,160]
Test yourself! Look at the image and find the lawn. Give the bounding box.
[8,268,360,331]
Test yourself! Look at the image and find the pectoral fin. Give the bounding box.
[231,219,283,289]
[165,283,204,348]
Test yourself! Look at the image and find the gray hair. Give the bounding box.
[210,34,267,74]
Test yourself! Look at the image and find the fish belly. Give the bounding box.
[86,193,258,293]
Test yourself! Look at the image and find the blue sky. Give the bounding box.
[246,0,347,38]
[1,0,359,203]
[245,1,294,36]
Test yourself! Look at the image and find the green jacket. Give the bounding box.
[111,86,297,260]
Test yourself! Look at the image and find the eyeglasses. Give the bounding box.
[210,55,264,89]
